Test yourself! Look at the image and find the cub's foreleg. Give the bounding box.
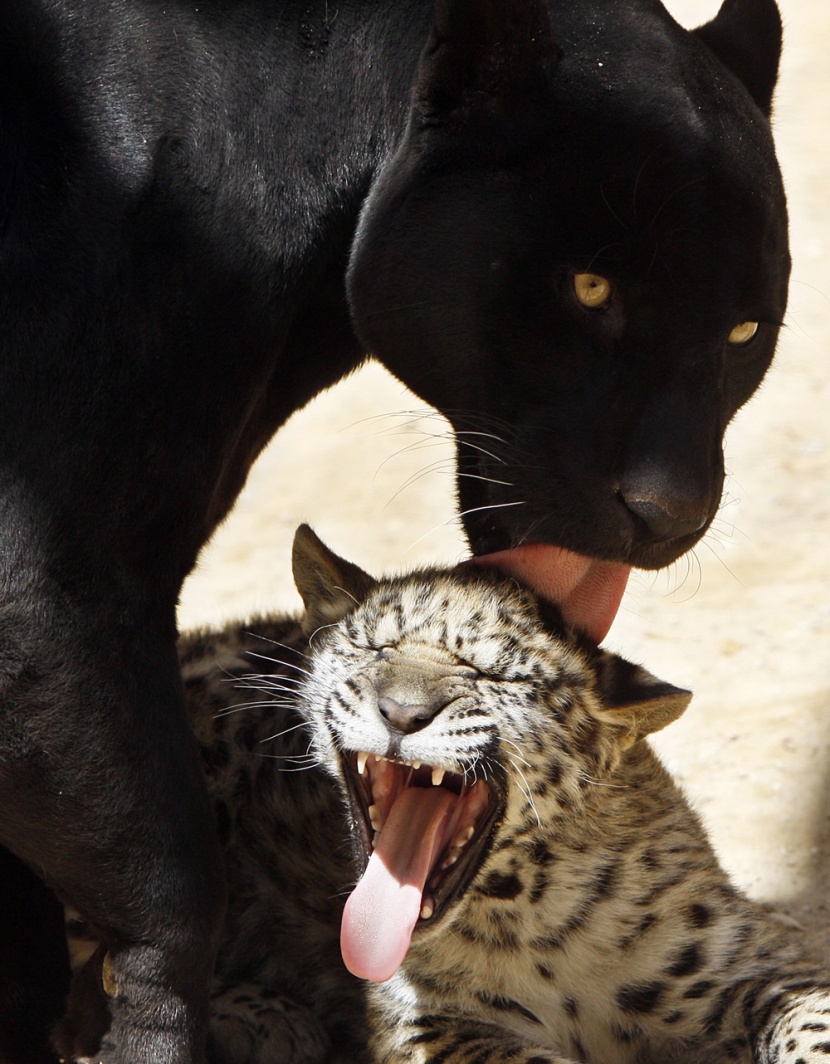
[371,1014,579,1064]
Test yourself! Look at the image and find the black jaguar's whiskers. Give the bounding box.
[382,456,457,509]
[406,500,527,553]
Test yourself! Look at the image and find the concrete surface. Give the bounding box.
[180,0,830,956]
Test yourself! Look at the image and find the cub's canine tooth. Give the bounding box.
[431,767,445,787]
[356,752,369,776]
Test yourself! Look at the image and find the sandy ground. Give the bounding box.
[180,1,830,955]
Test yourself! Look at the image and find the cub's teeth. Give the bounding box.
[431,766,445,787]
[420,899,435,920]
[447,825,475,857]
[410,761,422,770]
[368,804,384,831]
[356,752,369,776]
[440,822,477,870]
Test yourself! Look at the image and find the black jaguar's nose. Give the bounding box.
[621,494,708,542]
[378,696,437,735]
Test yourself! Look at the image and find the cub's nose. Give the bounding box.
[377,696,438,735]
[620,495,708,541]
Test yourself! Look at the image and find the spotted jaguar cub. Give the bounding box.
[65,526,830,1064]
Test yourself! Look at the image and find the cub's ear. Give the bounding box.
[693,0,782,118]
[416,0,559,124]
[589,650,692,749]
[292,525,376,637]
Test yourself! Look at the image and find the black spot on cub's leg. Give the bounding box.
[683,980,716,1000]
[617,983,665,1014]
[665,943,702,978]
[686,903,711,928]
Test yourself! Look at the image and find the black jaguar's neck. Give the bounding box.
[6,1,431,275]
[0,1,433,578]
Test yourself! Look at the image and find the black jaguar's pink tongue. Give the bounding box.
[471,544,630,643]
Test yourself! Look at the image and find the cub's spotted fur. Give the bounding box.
[67,526,830,1063]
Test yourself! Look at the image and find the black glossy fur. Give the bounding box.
[0,2,788,1062]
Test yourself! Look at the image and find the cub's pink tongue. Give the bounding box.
[341,786,456,983]
[472,544,630,643]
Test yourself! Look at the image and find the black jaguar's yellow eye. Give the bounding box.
[573,273,612,309]
[728,321,759,345]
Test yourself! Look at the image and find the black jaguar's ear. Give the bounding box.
[416,0,560,125]
[693,0,782,118]
[292,525,377,637]
[589,649,692,749]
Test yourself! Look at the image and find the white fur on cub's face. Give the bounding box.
[292,523,689,784]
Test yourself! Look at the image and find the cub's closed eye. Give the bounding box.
[573,272,612,309]
[728,320,759,345]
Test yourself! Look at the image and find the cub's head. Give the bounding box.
[348,0,788,573]
[292,525,691,982]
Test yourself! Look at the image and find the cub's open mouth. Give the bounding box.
[339,751,502,983]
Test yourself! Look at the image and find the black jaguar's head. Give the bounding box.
[347,0,788,635]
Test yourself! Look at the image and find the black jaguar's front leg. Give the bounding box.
[0,600,226,1064]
